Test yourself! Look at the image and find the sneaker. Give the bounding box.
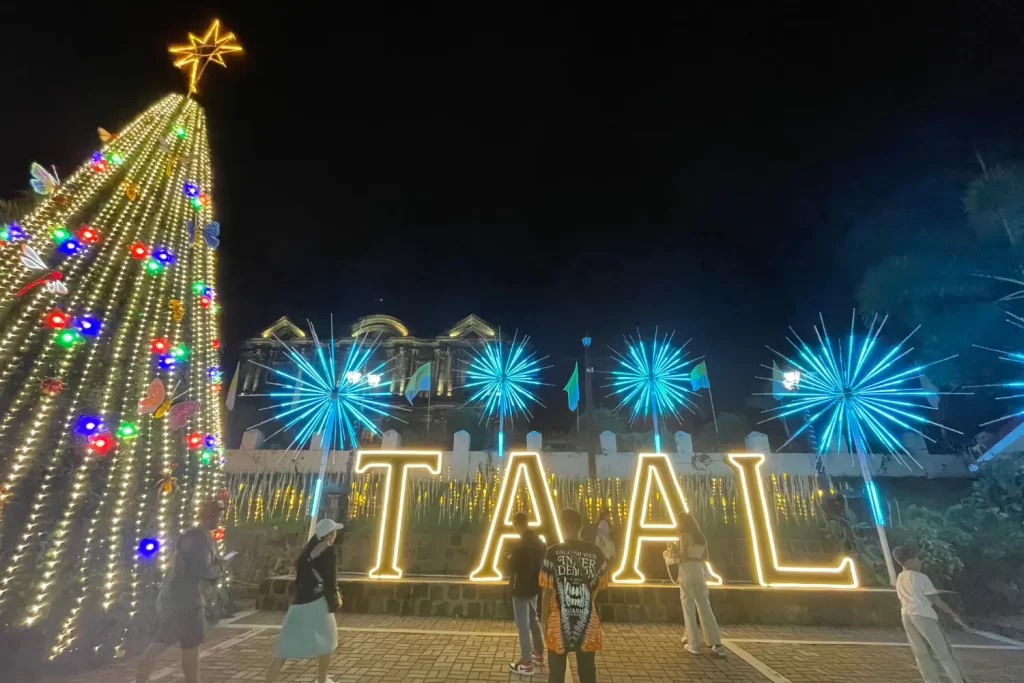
[531,651,544,666]
[323,677,337,683]
[508,661,534,676]
[684,645,700,655]
[680,636,688,646]
[711,644,727,657]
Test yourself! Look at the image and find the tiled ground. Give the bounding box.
[39,613,1024,683]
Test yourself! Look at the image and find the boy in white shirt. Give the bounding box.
[892,545,967,683]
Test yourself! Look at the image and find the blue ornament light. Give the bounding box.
[158,354,177,369]
[138,537,159,559]
[75,414,105,437]
[607,330,699,453]
[183,181,200,198]
[248,319,400,535]
[73,315,100,337]
[464,333,548,457]
[759,312,963,468]
[151,246,175,265]
[58,238,81,255]
[204,434,217,449]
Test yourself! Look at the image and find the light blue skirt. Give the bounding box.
[275,597,338,659]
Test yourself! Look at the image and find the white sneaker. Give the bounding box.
[323,677,337,683]
[711,644,727,657]
[684,645,700,655]
[508,661,535,676]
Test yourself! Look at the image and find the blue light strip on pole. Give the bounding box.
[865,480,885,526]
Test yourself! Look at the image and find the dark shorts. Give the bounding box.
[155,607,206,649]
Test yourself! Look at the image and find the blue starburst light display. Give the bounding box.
[465,333,547,457]
[248,321,396,452]
[970,312,1024,425]
[759,312,964,470]
[248,320,400,525]
[607,330,699,453]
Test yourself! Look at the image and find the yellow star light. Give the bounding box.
[168,19,242,94]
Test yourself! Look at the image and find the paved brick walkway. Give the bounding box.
[40,613,1024,683]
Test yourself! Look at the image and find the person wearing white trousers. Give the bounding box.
[676,513,726,657]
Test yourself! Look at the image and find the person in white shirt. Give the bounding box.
[892,545,967,683]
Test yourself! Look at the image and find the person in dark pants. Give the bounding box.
[539,508,608,683]
[136,501,224,683]
[507,511,547,675]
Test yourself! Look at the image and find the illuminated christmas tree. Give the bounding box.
[0,20,240,660]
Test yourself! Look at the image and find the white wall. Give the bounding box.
[224,446,973,479]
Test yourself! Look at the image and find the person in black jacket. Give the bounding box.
[265,519,343,683]
[506,511,547,676]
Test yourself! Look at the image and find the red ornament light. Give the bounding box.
[199,296,211,309]
[129,240,150,259]
[209,382,222,394]
[42,308,70,329]
[196,193,210,207]
[87,432,115,456]
[211,339,220,350]
[151,337,169,353]
[218,487,228,500]
[212,527,225,542]
[76,224,100,244]
[185,431,204,449]
[41,377,64,396]
[91,159,109,173]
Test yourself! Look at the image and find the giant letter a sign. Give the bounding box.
[613,453,723,585]
[470,451,563,581]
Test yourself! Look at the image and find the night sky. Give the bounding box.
[3,6,1024,431]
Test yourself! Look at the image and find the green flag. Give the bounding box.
[690,361,710,391]
[564,362,580,411]
[404,362,431,404]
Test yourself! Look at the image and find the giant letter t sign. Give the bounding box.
[355,450,443,579]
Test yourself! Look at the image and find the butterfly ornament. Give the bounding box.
[138,378,201,429]
[98,127,118,143]
[17,245,67,296]
[186,219,220,248]
[30,162,60,196]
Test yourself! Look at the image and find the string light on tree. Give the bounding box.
[0,63,232,654]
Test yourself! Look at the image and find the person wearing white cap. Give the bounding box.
[264,519,344,683]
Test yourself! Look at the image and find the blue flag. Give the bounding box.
[564,362,580,411]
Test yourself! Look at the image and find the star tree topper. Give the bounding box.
[169,19,243,94]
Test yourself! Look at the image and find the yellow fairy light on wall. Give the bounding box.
[168,19,243,95]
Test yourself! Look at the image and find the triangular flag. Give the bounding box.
[564,362,580,412]
[404,362,432,404]
[225,361,240,411]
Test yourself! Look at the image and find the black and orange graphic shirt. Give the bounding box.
[539,539,608,654]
